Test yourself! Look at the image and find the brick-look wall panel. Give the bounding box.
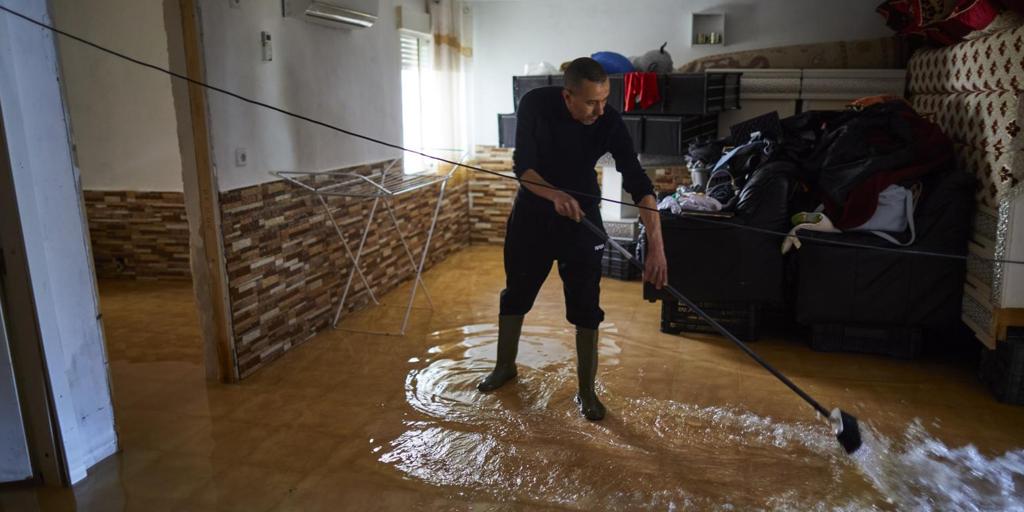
[84,191,191,280]
[468,146,691,245]
[468,146,518,245]
[220,163,470,377]
[651,167,692,193]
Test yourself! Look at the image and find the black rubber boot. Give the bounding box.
[574,327,606,420]
[477,315,524,392]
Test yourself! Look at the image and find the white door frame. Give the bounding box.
[0,265,33,483]
[0,100,67,487]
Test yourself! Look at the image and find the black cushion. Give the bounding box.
[644,162,796,305]
[794,168,974,328]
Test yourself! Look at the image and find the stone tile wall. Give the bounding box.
[650,167,692,193]
[83,191,191,280]
[468,146,518,245]
[91,152,687,376]
[219,160,470,377]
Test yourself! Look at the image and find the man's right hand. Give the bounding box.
[552,191,583,222]
[519,169,584,222]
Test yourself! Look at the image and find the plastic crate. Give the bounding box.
[979,328,1024,405]
[601,239,640,280]
[680,115,720,146]
[660,300,760,342]
[810,324,923,359]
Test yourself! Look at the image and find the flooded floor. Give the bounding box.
[2,245,1023,510]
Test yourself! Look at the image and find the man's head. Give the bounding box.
[562,57,609,125]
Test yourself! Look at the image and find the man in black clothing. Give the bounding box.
[477,57,667,421]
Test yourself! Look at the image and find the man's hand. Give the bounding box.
[552,191,584,222]
[644,239,668,289]
[637,194,667,289]
[519,169,583,222]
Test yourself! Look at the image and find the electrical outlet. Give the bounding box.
[261,31,273,62]
[229,0,241,8]
[235,148,248,167]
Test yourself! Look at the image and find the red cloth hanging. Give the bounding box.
[624,72,660,112]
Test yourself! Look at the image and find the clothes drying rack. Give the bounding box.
[272,156,457,336]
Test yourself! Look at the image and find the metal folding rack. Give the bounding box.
[273,157,457,336]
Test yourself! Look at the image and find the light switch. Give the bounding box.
[235,148,248,167]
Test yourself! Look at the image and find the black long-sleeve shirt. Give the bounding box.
[513,86,655,209]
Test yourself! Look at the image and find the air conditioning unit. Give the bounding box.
[283,0,379,29]
[396,5,430,36]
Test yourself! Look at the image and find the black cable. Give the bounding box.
[4,3,1022,266]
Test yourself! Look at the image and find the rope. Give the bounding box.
[2,4,1020,266]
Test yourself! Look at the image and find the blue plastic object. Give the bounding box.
[590,51,633,74]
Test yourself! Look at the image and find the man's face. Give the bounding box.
[562,78,610,125]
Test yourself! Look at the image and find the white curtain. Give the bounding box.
[426,0,473,155]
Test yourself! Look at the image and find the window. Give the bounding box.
[400,30,435,174]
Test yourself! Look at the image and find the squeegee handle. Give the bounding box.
[581,217,831,419]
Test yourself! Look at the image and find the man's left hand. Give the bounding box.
[644,241,668,289]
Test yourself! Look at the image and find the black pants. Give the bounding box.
[499,191,606,329]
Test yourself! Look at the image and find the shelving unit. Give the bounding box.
[498,72,742,156]
[692,13,726,46]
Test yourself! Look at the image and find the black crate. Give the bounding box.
[512,75,552,111]
[497,113,517,148]
[810,324,923,359]
[979,328,1024,405]
[513,72,741,117]
[660,300,760,342]
[729,111,782,144]
[680,115,719,147]
[601,239,640,280]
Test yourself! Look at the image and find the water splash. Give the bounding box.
[381,323,1024,509]
[851,420,1024,511]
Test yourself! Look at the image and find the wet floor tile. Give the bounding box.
[3,246,1022,511]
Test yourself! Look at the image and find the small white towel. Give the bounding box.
[782,212,841,254]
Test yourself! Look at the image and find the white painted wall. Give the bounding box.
[0,0,117,484]
[199,0,406,191]
[469,0,894,146]
[51,0,185,192]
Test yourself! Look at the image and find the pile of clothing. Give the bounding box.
[657,185,722,214]
[650,97,974,341]
[665,98,958,252]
